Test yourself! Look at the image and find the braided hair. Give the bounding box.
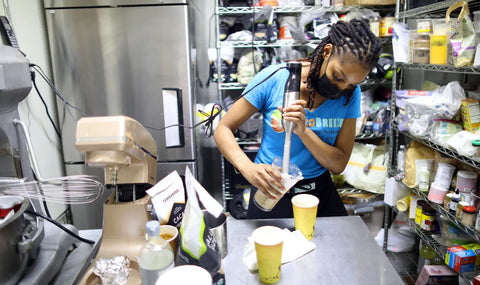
[300,19,382,108]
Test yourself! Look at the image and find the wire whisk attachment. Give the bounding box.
[0,175,104,204]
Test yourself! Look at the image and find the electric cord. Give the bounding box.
[25,209,95,245]
[31,168,52,219]
[145,65,287,137]
[28,62,285,139]
[30,70,62,139]
[29,63,87,122]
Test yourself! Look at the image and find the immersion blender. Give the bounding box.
[282,62,302,175]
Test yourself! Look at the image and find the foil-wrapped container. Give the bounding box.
[93,256,130,284]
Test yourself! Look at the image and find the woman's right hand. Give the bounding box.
[239,161,285,199]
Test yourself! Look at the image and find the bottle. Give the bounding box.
[397,145,406,173]
[138,221,174,285]
[475,211,480,231]
[449,189,461,216]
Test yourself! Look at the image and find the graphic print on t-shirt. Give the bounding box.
[271,109,284,133]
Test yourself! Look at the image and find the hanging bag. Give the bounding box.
[176,167,223,278]
[446,1,476,67]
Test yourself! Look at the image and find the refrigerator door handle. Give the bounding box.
[162,88,185,148]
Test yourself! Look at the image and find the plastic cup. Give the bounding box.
[253,156,303,212]
[252,226,284,284]
[291,194,319,240]
[395,195,411,212]
[159,225,178,254]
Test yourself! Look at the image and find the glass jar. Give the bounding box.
[421,204,436,232]
[461,206,476,227]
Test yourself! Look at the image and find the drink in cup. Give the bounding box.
[159,225,179,255]
[291,194,319,240]
[252,226,284,284]
[253,156,303,212]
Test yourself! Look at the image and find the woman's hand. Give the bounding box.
[280,99,307,136]
[239,161,285,199]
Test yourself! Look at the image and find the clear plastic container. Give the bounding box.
[138,221,174,285]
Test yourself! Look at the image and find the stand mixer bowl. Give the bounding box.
[0,196,44,285]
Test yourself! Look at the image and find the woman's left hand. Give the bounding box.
[280,99,307,136]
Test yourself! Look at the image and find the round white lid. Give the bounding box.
[155,265,212,285]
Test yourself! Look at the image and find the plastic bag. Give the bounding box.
[343,142,388,194]
[404,81,466,138]
[374,214,416,252]
[402,141,436,188]
[430,119,462,147]
[447,130,480,157]
[392,22,410,63]
[237,50,263,84]
[446,1,476,67]
[176,167,223,278]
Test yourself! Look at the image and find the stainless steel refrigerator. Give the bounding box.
[44,0,197,229]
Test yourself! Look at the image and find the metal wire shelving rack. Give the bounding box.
[397,0,480,19]
[397,63,480,74]
[217,5,396,15]
[383,3,480,283]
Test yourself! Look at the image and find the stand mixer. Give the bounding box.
[75,115,158,202]
[0,45,101,285]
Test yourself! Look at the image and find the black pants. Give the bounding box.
[246,171,348,219]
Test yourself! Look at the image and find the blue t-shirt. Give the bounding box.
[243,63,361,179]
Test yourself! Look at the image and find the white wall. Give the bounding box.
[2,1,67,218]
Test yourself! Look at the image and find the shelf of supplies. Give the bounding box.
[219,82,246,90]
[361,78,392,86]
[219,78,390,90]
[218,39,322,48]
[217,5,395,15]
[396,63,480,74]
[411,186,480,244]
[218,37,390,48]
[397,0,480,19]
[355,133,386,140]
[391,205,447,258]
[395,126,480,170]
[391,206,480,283]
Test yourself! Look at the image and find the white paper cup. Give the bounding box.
[155,265,212,285]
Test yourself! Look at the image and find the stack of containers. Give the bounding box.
[428,162,455,204]
[411,19,431,64]
[409,18,451,65]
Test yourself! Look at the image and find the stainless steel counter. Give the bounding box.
[223,216,404,285]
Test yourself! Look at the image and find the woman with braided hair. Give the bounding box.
[214,19,382,218]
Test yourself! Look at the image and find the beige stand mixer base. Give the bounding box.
[79,199,151,284]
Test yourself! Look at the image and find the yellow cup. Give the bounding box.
[291,194,319,240]
[252,226,284,284]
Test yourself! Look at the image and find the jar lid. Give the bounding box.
[417,200,427,207]
[463,206,476,213]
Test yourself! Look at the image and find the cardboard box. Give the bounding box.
[415,265,458,285]
[79,196,153,284]
[460,98,480,132]
[344,0,396,5]
[446,246,477,273]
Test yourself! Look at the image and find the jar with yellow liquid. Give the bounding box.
[430,19,449,65]
[430,34,448,65]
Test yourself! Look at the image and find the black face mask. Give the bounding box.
[312,59,354,100]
